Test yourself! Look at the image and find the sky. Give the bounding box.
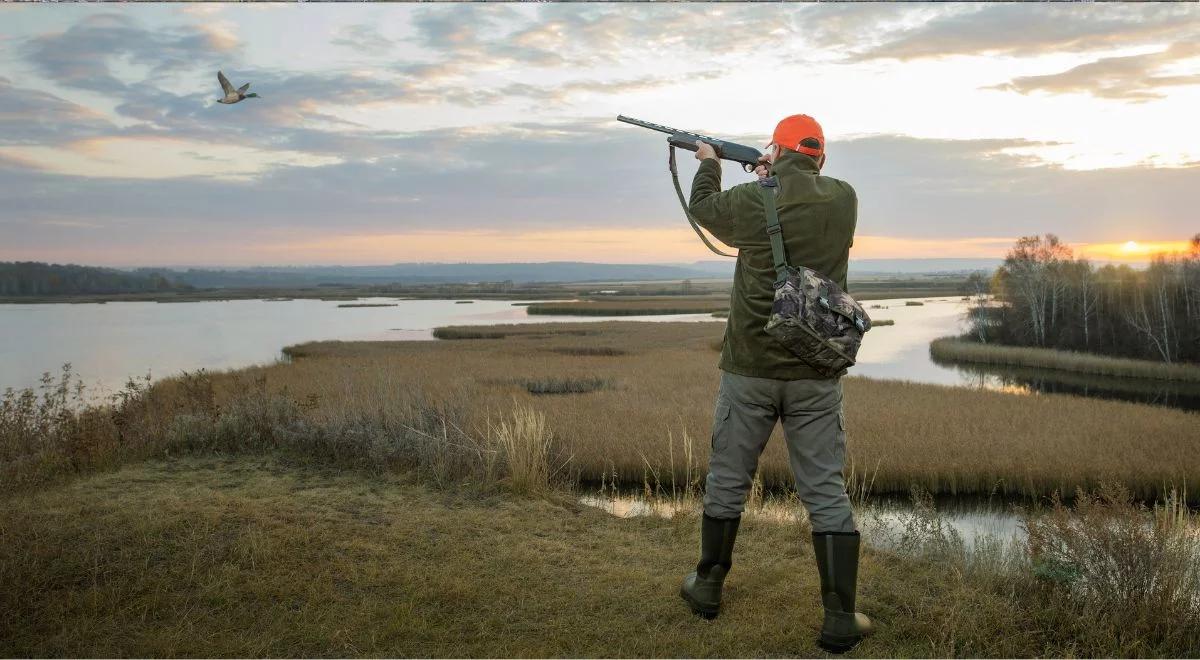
[1,3,1198,267]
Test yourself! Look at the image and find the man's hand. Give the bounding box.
[694,140,718,161]
[754,153,771,179]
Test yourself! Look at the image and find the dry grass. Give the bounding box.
[487,406,559,494]
[872,319,895,326]
[931,336,1200,382]
[2,457,1196,657]
[1024,484,1200,653]
[258,323,1196,502]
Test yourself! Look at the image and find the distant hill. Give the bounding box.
[2,259,1001,295]
[162,263,719,288]
[670,259,1000,277]
[848,258,1001,274]
[172,259,988,287]
[0,262,186,297]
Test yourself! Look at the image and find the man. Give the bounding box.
[677,114,872,654]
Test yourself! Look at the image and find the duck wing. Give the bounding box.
[217,71,235,95]
[237,82,251,93]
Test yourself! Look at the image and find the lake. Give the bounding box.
[2,296,1196,410]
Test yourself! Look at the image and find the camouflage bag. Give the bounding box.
[758,177,871,377]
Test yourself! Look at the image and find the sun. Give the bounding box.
[1120,240,1141,253]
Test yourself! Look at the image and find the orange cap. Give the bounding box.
[767,114,824,157]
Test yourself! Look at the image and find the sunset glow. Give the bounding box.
[1077,240,1195,262]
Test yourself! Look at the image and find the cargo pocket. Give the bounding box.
[711,399,732,453]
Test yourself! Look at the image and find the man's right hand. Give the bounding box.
[754,152,772,179]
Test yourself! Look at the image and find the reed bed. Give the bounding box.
[931,336,1200,382]
[543,346,628,357]
[429,325,598,340]
[521,377,611,395]
[251,323,1198,502]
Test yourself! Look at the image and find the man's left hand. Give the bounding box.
[694,140,718,161]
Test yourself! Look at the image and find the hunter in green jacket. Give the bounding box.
[678,115,872,655]
[688,145,857,380]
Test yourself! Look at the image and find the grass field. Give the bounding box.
[2,457,1196,657]
[268,323,1198,502]
[931,336,1200,382]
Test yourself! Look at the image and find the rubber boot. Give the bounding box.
[812,531,873,653]
[679,513,740,619]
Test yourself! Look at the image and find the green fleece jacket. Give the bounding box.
[689,151,857,380]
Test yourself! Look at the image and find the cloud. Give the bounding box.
[489,71,726,106]
[825,135,1197,242]
[330,24,393,52]
[988,42,1200,101]
[405,4,799,71]
[855,4,1200,61]
[22,13,238,94]
[2,123,1196,265]
[0,77,116,145]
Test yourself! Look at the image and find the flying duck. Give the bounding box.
[216,70,259,104]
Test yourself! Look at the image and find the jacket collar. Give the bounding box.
[770,151,820,176]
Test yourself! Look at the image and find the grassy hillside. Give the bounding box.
[2,457,1196,657]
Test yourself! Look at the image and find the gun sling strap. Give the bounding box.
[757,176,791,284]
[667,145,737,258]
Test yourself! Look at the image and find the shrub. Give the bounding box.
[1023,484,1200,653]
[487,405,564,495]
[522,378,610,395]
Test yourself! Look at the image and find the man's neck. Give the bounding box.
[771,151,821,176]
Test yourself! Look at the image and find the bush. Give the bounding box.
[1024,484,1200,653]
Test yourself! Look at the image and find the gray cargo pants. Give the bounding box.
[704,370,856,533]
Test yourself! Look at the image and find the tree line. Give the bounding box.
[0,262,187,296]
[967,235,1200,364]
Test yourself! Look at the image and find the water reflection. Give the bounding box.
[933,357,1200,412]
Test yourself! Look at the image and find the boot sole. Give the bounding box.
[817,634,863,654]
[678,586,719,620]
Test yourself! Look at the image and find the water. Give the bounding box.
[2,295,1196,411]
[0,297,717,397]
[578,493,1026,552]
[853,298,1200,412]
